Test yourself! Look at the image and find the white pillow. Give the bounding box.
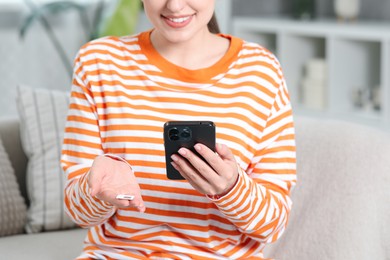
[0,137,27,236]
[16,85,76,233]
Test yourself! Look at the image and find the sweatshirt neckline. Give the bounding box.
[138,30,242,83]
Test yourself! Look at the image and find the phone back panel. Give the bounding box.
[163,121,215,180]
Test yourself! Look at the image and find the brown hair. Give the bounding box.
[207,12,220,34]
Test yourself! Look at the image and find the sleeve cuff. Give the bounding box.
[209,168,260,220]
[103,153,133,171]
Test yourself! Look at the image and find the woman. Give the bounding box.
[61,0,297,259]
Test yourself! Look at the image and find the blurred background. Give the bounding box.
[1,0,390,131]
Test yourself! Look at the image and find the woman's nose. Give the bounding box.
[166,0,185,12]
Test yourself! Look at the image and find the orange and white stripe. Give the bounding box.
[61,31,296,260]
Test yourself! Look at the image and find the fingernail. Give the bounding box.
[195,144,201,151]
[178,148,186,156]
[171,154,179,162]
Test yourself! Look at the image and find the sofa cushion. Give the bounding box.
[0,228,87,260]
[0,117,29,205]
[0,137,27,236]
[16,85,76,233]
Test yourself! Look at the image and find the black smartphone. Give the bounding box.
[163,121,216,180]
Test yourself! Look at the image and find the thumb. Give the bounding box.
[88,168,102,197]
[216,143,236,162]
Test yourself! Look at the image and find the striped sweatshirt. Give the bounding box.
[61,31,296,260]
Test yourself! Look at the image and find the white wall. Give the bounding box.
[215,0,233,33]
[0,7,88,117]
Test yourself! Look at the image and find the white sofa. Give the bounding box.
[0,115,389,260]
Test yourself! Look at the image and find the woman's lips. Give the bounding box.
[163,15,193,28]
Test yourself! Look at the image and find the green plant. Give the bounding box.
[20,0,142,78]
[99,0,142,38]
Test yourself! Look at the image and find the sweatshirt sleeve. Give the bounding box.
[61,52,116,228]
[210,75,297,244]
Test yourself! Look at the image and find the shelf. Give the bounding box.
[233,17,390,40]
[280,35,326,107]
[238,31,278,54]
[329,39,381,114]
[233,17,390,130]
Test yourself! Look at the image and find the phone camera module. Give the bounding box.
[180,127,191,140]
[168,128,180,141]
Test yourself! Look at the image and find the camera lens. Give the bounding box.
[169,128,179,141]
[180,127,191,139]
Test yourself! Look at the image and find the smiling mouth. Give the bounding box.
[163,14,194,24]
[167,16,191,23]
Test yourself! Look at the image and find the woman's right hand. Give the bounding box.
[88,155,145,212]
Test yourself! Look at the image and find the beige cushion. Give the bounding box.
[0,137,27,236]
[16,85,76,233]
[0,117,29,205]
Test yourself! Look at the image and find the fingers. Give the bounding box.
[173,143,239,196]
[99,190,131,207]
[172,146,221,195]
[171,155,209,183]
[94,188,146,212]
[88,155,146,212]
[170,158,211,194]
[215,143,236,162]
[114,192,145,212]
[177,147,220,180]
[192,143,231,174]
[93,188,145,212]
[127,191,146,212]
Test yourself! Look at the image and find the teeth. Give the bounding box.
[168,16,190,23]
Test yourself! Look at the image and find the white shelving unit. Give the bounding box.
[233,17,390,131]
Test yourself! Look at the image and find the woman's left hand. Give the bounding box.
[170,143,239,197]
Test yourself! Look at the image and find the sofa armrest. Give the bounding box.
[264,116,390,259]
